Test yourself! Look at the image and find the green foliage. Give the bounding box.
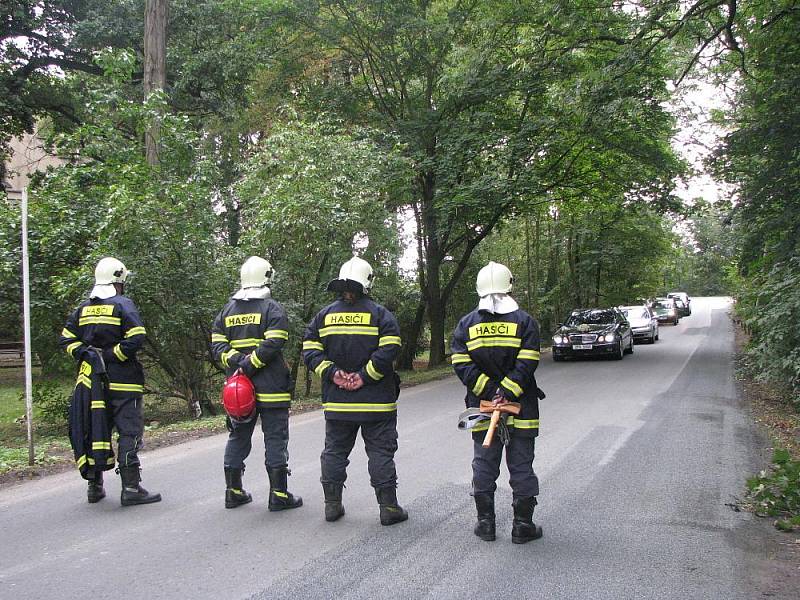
[27,380,70,426]
[747,449,800,532]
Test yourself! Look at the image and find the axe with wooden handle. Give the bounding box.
[479,400,521,448]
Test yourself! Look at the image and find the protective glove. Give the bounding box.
[239,353,257,378]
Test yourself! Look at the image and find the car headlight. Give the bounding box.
[553,335,563,344]
[604,333,616,342]
[668,309,675,315]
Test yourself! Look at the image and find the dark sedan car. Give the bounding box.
[650,298,680,325]
[552,308,634,361]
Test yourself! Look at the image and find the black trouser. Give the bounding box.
[472,434,539,498]
[109,392,144,467]
[320,417,399,489]
[224,407,289,470]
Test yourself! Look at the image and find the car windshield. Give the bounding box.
[566,310,614,326]
[652,301,671,310]
[623,308,648,319]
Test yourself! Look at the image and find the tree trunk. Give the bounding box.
[144,0,167,166]
[396,299,425,370]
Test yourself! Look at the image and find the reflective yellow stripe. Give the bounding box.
[76,374,92,388]
[76,455,87,469]
[66,341,82,357]
[124,326,146,338]
[113,344,127,361]
[92,441,112,450]
[264,329,289,340]
[211,333,229,343]
[471,420,491,432]
[272,490,289,498]
[319,326,379,337]
[303,340,324,351]
[322,402,397,412]
[472,373,489,396]
[378,335,402,347]
[78,316,122,326]
[451,353,472,364]
[221,349,240,367]
[257,393,291,403]
[507,417,539,429]
[108,383,144,393]
[90,401,106,409]
[466,337,522,351]
[314,360,333,378]
[250,352,265,368]
[517,349,540,361]
[366,360,383,381]
[230,338,260,349]
[500,377,523,398]
[61,328,77,339]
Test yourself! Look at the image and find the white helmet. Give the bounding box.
[95,257,129,285]
[476,261,513,297]
[240,256,274,289]
[327,256,374,294]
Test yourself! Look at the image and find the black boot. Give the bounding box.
[119,465,162,506]
[224,467,252,509]
[473,493,496,541]
[87,471,106,504]
[266,467,303,512]
[511,496,543,544]
[376,487,408,526]
[322,482,345,522]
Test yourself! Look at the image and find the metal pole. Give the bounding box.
[21,188,35,466]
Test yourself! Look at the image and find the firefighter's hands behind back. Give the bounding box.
[333,370,364,391]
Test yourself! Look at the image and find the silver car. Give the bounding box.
[620,305,659,344]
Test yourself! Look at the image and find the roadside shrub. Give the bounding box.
[28,380,70,426]
[747,449,800,532]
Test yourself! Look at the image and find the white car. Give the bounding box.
[619,305,659,344]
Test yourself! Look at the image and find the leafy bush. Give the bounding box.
[747,449,800,531]
[31,380,70,426]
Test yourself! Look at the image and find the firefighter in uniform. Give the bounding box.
[302,256,408,526]
[59,257,161,506]
[451,261,544,543]
[210,256,302,511]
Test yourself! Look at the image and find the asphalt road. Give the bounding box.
[0,297,780,599]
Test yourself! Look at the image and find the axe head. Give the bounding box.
[479,400,521,415]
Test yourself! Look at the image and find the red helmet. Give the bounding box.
[222,370,256,422]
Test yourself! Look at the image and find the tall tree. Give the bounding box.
[143,0,168,165]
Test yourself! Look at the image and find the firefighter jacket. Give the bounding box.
[210,297,292,409]
[59,294,146,395]
[302,297,401,422]
[451,307,543,438]
[68,350,115,478]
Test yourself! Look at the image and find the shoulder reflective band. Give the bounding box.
[500,377,523,398]
[517,349,540,361]
[66,341,82,357]
[366,360,383,381]
[221,349,240,367]
[319,326,379,337]
[257,393,291,403]
[250,353,265,368]
[211,333,229,343]
[90,401,106,409]
[451,353,472,364]
[472,373,489,396]
[108,383,144,393]
[507,417,539,430]
[315,360,333,378]
[92,441,112,450]
[468,322,518,339]
[324,312,372,326]
[124,326,146,338]
[61,328,77,339]
[378,335,402,347]
[230,338,260,349]
[224,313,262,327]
[113,344,128,361]
[322,402,397,412]
[78,316,122,327]
[264,329,289,340]
[303,340,324,351]
[81,305,114,317]
[466,337,521,351]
